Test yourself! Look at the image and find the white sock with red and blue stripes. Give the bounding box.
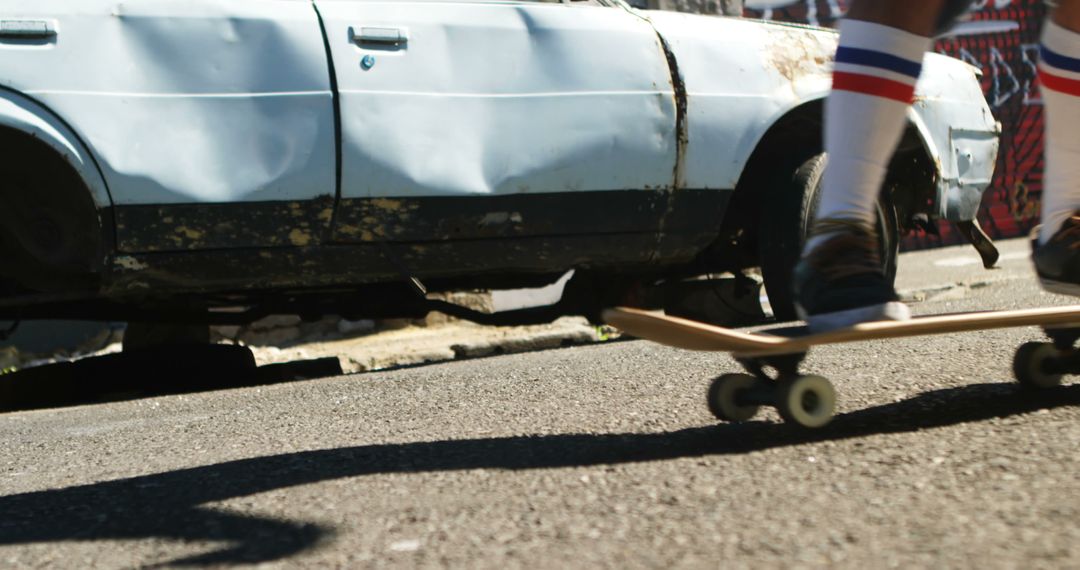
[805,20,931,253]
[1038,21,1080,245]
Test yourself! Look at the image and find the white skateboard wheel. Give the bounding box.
[707,374,760,423]
[776,375,836,428]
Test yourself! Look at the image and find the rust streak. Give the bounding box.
[765,28,834,86]
[651,28,689,264]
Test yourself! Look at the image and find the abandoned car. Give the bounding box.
[0,0,999,331]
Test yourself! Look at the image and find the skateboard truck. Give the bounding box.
[604,305,1080,430]
[707,351,838,429]
[1014,326,1080,388]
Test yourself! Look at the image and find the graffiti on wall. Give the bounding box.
[745,0,1049,248]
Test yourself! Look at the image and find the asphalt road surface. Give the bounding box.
[3,239,1080,569]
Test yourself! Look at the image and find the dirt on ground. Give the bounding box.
[3,315,615,376]
[242,317,613,373]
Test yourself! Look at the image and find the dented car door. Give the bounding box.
[316,0,681,272]
[2,0,337,252]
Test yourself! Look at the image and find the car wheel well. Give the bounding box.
[0,126,105,293]
[701,101,939,272]
[701,101,824,272]
[885,129,939,235]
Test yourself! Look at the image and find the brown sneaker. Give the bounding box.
[792,220,909,333]
[1033,213,1080,297]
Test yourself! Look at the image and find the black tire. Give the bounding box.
[123,322,212,352]
[759,152,899,322]
[0,130,102,292]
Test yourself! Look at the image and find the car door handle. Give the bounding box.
[352,27,407,47]
[0,20,56,39]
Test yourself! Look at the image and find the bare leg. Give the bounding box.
[846,0,948,36]
[1054,0,1080,33]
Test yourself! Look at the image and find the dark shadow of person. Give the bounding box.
[2,382,1078,566]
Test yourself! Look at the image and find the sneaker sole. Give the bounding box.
[800,302,911,334]
[1039,277,1080,298]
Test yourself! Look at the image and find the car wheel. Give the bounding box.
[123,322,212,352]
[758,152,899,322]
[0,129,102,292]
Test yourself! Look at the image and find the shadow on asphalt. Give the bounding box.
[3,382,1079,566]
[0,345,343,413]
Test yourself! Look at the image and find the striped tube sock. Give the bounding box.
[1038,20,1080,245]
[805,20,931,253]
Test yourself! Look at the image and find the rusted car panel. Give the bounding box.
[643,13,834,191]
[910,53,1002,220]
[644,11,999,221]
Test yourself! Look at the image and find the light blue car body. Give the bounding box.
[0,0,999,321]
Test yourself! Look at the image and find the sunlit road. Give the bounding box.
[3,239,1079,568]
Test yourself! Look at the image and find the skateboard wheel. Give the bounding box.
[707,374,760,422]
[1013,342,1064,389]
[775,375,836,428]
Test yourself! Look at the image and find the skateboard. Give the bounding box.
[602,305,1080,428]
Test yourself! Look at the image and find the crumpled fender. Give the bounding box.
[751,95,999,223]
[0,89,112,209]
[718,55,997,223]
[642,11,997,223]
[908,53,1001,221]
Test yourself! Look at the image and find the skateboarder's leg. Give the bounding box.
[1033,0,1080,295]
[793,1,950,332]
[809,3,947,231]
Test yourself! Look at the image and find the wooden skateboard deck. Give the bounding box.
[603,305,1080,428]
[603,305,1080,357]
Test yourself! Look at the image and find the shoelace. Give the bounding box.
[808,218,877,240]
[1054,214,1080,250]
[805,218,883,280]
